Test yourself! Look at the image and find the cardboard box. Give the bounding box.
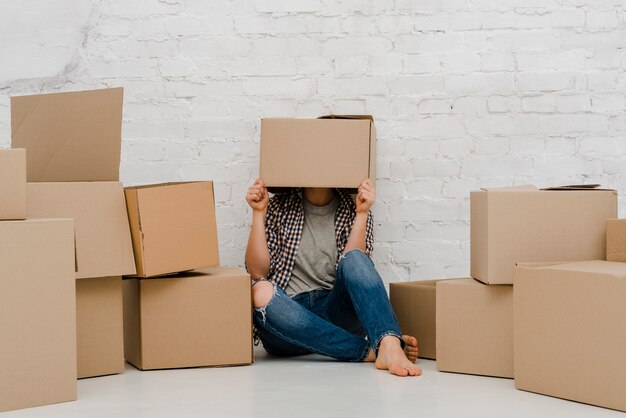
[606,219,626,262]
[471,185,617,284]
[389,280,447,360]
[436,278,513,378]
[11,87,123,182]
[123,267,252,370]
[26,181,136,279]
[124,182,219,278]
[260,116,376,189]
[0,219,77,412]
[0,148,26,220]
[514,261,626,412]
[76,277,124,379]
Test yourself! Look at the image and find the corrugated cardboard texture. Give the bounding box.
[389,280,443,360]
[436,278,513,378]
[514,261,626,412]
[76,277,124,379]
[124,182,219,277]
[11,87,123,182]
[123,267,252,370]
[260,118,375,188]
[606,219,626,262]
[26,181,136,279]
[0,219,77,412]
[471,187,617,284]
[0,148,26,220]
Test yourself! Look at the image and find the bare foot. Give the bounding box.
[364,348,375,362]
[375,336,422,377]
[403,335,419,363]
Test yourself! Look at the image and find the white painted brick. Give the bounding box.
[160,58,195,77]
[443,52,482,73]
[521,94,556,113]
[453,96,487,115]
[406,179,443,198]
[516,71,581,92]
[587,10,619,31]
[509,138,545,157]
[550,9,586,28]
[556,94,592,113]
[439,138,474,158]
[474,137,510,156]
[517,50,587,71]
[333,55,369,75]
[462,157,534,177]
[370,55,403,75]
[395,33,464,54]
[253,0,322,13]
[410,159,462,177]
[481,52,515,72]
[388,75,444,95]
[396,116,465,140]
[591,95,625,114]
[418,99,453,114]
[404,54,441,74]
[487,96,520,113]
[449,12,482,30]
[446,73,514,95]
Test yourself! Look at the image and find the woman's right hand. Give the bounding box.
[246,178,269,212]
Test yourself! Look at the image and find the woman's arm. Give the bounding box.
[343,179,375,254]
[245,178,271,279]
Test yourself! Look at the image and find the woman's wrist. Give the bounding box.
[252,208,267,223]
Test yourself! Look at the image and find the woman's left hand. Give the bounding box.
[355,179,375,214]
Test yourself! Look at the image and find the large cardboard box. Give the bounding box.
[471,185,617,284]
[124,182,219,278]
[514,261,626,412]
[606,219,626,262]
[11,87,123,182]
[26,181,136,279]
[0,219,77,412]
[436,278,513,378]
[389,280,447,360]
[76,277,124,379]
[0,148,26,220]
[260,116,376,189]
[123,267,252,370]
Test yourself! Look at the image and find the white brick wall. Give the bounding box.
[1,0,625,282]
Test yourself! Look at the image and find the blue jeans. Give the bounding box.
[253,249,405,362]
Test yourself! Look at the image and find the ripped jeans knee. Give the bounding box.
[252,280,278,326]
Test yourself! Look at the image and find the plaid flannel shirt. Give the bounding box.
[253,188,374,344]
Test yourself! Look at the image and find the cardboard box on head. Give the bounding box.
[11,87,123,182]
[0,148,26,220]
[471,184,617,284]
[124,181,220,278]
[0,219,76,412]
[260,115,376,191]
[514,261,626,412]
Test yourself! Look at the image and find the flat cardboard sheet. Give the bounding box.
[436,278,513,378]
[27,182,136,279]
[260,117,376,189]
[11,87,123,182]
[471,186,617,284]
[125,181,219,278]
[0,148,26,220]
[514,261,626,412]
[76,277,124,379]
[123,267,252,370]
[0,219,77,412]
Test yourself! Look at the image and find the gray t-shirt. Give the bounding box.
[285,195,339,297]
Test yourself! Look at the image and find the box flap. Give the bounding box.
[480,184,539,192]
[541,184,615,192]
[27,182,136,278]
[11,87,123,182]
[317,114,374,121]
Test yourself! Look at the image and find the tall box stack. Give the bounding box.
[123,182,253,370]
[0,148,78,412]
[436,185,617,379]
[12,87,137,379]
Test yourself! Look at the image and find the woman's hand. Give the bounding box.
[246,178,269,213]
[355,179,375,214]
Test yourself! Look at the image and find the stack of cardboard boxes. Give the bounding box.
[2,88,253,413]
[0,148,77,412]
[122,181,252,370]
[391,185,625,412]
